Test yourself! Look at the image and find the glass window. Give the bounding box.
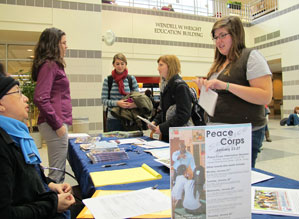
[8,45,34,59]
[0,44,5,59]
[7,60,32,76]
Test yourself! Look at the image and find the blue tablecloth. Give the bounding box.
[68,137,299,218]
[68,137,170,199]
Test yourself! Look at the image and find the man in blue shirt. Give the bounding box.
[172,143,195,172]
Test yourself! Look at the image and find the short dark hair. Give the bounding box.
[177,164,187,175]
[145,89,152,97]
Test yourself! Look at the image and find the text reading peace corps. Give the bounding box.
[206,130,245,147]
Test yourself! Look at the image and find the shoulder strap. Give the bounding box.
[127,75,133,91]
[107,75,113,99]
[189,87,198,104]
[108,75,133,99]
[172,78,188,98]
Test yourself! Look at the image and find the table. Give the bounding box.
[68,137,299,218]
[68,137,170,199]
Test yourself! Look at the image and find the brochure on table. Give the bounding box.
[83,188,170,219]
[251,170,274,184]
[169,124,252,219]
[252,186,299,217]
[79,189,171,219]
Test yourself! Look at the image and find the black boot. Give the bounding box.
[280,118,288,126]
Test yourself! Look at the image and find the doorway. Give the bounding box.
[268,58,282,119]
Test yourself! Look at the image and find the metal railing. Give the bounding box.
[108,0,278,22]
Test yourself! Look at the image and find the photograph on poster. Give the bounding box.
[170,128,206,218]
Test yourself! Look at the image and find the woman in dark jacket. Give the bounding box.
[150,55,192,142]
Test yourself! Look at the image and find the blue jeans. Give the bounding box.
[287,114,299,126]
[252,127,265,168]
[107,118,124,131]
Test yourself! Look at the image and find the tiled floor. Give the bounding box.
[255,119,299,181]
[38,118,299,187]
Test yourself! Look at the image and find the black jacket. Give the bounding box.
[0,127,62,219]
[154,74,192,142]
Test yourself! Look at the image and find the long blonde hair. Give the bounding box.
[207,16,246,78]
[157,55,181,81]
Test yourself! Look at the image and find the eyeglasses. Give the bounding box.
[213,33,230,41]
[5,89,22,97]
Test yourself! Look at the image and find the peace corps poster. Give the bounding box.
[169,124,251,219]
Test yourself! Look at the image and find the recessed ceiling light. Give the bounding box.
[27,49,33,52]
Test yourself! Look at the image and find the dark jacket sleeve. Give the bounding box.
[159,83,192,136]
[0,134,59,219]
[153,100,163,125]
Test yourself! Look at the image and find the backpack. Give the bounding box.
[107,75,133,99]
[190,87,206,126]
[174,79,206,126]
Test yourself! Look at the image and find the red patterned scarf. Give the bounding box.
[111,69,129,95]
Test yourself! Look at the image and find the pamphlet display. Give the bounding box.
[252,186,299,217]
[169,124,252,219]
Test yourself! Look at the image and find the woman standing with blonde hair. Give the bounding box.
[150,55,192,142]
[32,27,72,183]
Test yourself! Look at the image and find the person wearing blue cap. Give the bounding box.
[0,75,75,218]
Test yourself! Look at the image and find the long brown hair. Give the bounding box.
[207,16,246,78]
[32,27,66,81]
[294,106,299,113]
[157,55,181,81]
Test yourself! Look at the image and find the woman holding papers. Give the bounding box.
[101,53,139,131]
[32,27,72,183]
[149,55,192,142]
[0,76,75,218]
[194,16,272,167]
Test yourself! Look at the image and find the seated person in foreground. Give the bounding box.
[0,76,75,218]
